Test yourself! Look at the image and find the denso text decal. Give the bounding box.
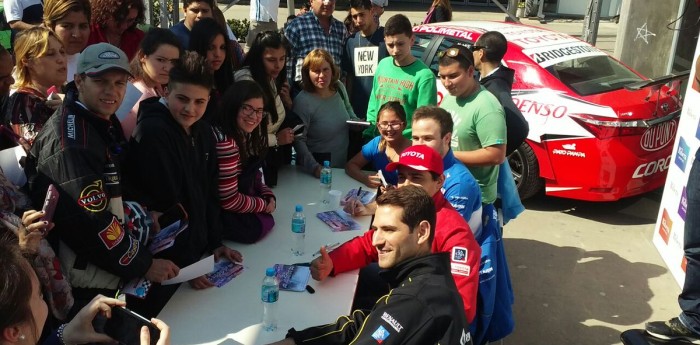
[513,98,567,118]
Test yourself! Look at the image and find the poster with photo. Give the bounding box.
[653,38,700,287]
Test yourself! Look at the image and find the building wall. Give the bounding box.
[614,0,682,78]
[556,0,621,17]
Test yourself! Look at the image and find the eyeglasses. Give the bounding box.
[240,104,268,119]
[471,45,488,52]
[377,121,404,130]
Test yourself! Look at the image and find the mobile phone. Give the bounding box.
[104,307,160,345]
[292,124,305,135]
[47,85,58,100]
[40,184,59,224]
[158,203,187,228]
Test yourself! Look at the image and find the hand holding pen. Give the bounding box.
[310,243,340,281]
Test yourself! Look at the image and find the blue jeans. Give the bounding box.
[680,150,700,334]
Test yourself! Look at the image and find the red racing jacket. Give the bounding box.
[329,192,481,322]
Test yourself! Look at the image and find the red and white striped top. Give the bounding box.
[213,128,274,213]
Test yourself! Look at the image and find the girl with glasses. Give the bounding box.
[345,101,410,188]
[293,48,360,178]
[87,0,145,60]
[211,80,276,244]
[235,30,295,186]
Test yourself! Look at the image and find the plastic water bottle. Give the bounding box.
[261,267,279,331]
[291,205,305,256]
[320,161,332,204]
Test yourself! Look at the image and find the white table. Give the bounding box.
[158,166,371,345]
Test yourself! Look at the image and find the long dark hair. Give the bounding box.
[216,80,269,163]
[241,30,288,124]
[130,28,182,83]
[0,234,36,340]
[189,17,234,93]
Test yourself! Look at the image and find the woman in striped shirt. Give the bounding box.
[212,80,276,243]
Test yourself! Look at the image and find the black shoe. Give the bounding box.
[646,317,700,344]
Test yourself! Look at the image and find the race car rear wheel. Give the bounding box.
[509,142,543,200]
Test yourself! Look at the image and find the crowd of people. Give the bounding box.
[0,0,531,343]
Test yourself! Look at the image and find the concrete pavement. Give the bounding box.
[219,4,680,344]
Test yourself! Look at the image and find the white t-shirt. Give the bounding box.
[3,0,43,23]
[66,53,79,82]
[249,0,279,22]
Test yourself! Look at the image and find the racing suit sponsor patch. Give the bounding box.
[98,216,124,250]
[380,312,403,333]
[451,262,471,277]
[451,247,467,263]
[371,325,390,343]
[119,237,139,265]
[78,180,108,212]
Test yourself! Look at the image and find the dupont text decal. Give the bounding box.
[640,120,677,152]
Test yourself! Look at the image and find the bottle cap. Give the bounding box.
[323,160,330,167]
[266,267,275,276]
[295,204,303,212]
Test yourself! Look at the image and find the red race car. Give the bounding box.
[412,21,682,201]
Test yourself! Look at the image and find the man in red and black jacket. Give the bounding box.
[25,43,179,315]
[312,144,481,323]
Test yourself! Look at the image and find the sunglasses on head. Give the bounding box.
[437,47,474,64]
[471,45,488,51]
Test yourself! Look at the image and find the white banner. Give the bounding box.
[653,38,700,287]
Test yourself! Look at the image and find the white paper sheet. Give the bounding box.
[0,146,26,187]
[115,82,143,121]
[162,255,215,285]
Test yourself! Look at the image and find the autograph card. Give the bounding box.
[316,210,362,232]
[206,258,245,288]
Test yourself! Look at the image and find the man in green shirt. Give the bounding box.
[437,44,506,205]
[363,14,436,140]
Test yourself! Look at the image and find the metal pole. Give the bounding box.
[288,0,295,17]
[492,0,521,23]
[504,0,519,22]
[160,0,168,28]
[581,0,602,44]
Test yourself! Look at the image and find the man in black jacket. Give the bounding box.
[25,43,180,314]
[473,31,529,156]
[126,51,241,317]
[269,186,473,345]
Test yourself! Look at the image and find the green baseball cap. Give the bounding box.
[77,43,132,77]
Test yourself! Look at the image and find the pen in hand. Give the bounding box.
[313,242,341,257]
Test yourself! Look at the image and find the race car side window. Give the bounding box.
[429,38,473,77]
[411,34,433,61]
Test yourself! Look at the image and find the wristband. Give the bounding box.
[57,323,68,345]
